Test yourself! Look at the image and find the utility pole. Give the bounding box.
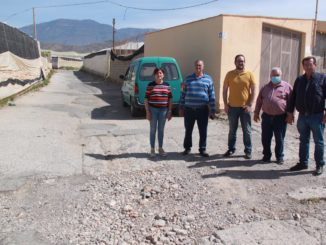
[312,0,319,54]
[33,7,37,40]
[112,18,115,50]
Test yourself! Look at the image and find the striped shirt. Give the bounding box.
[180,73,216,113]
[145,81,172,108]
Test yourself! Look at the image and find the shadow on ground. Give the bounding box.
[201,169,314,180]
[84,152,227,162]
[188,157,261,169]
[186,155,316,179]
[73,71,143,120]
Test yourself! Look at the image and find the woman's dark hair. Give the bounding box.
[153,67,165,75]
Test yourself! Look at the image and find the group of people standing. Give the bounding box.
[144,55,326,176]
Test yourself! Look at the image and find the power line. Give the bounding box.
[35,0,108,9]
[2,0,219,22]
[34,0,219,11]
[106,0,219,11]
[3,8,32,22]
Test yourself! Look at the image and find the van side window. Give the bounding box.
[124,67,130,79]
[161,63,179,81]
[125,66,133,80]
[140,63,156,81]
[131,68,136,82]
[131,62,139,82]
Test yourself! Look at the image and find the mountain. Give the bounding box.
[20,19,157,51]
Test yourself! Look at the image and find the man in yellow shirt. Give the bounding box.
[223,54,257,159]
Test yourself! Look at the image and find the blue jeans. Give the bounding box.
[228,107,252,154]
[183,106,209,152]
[297,113,325,167]
[261,113,287,160]
[149,106,168,148]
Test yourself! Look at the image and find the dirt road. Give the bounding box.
[0,70,325,245]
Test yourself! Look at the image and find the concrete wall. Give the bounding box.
[145,15,223,109]
[58,58,83,69]
[83,52,110,77]
[221,16,313,79]
[317,21,326,32]
[145,15,315,110]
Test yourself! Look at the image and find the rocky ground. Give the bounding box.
[0,70,325,245]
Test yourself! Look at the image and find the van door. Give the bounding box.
[121,66,131,104]
[161,62,182,104]
[122,63,138,105]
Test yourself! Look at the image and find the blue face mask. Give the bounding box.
[271,76,281,84]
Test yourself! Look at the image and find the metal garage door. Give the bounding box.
[314,32,326,72]
[259,25,301,88]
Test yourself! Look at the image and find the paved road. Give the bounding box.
[0,70,123,191]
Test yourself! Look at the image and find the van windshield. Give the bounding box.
[139,62,179,81]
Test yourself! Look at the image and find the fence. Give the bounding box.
[0,22,39,59]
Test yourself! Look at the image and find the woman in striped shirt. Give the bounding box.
[144,68,172,157]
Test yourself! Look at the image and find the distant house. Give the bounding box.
[144,14,326,110]
[51,56,83,69]
[82,41,144,81]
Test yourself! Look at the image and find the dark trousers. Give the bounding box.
[261,113,287,160]
[183,106,209,152]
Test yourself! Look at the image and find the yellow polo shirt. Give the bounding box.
[224,69,256,107]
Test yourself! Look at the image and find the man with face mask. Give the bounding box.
[254,67,292,164]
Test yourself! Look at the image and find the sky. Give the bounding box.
[1,0,325,29]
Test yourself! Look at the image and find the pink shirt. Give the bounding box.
[254,81,292,116]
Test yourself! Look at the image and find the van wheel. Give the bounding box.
[130,97,140,117]
[121,93,128,107]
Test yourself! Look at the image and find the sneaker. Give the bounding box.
[223,150,235,157]
[149,148,156,157]
[182,149,191,155]
[244,153,252,159]
[199,151,209,157]
[261,157,271,163]
[276,159,284,165]
[289,163,308,171]
[158,148,167,157]
[314,166,323,176]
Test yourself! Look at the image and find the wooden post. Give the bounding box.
[33,7,37,40]
[312,0,319,54]
[112,18,115,51]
